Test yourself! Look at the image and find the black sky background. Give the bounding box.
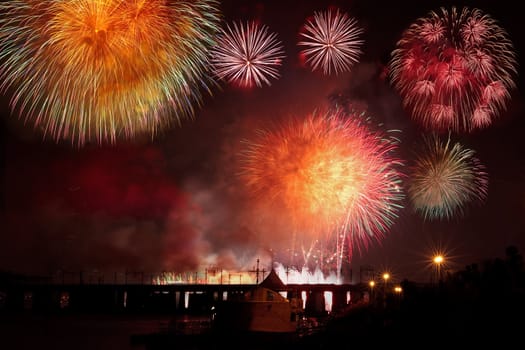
[1,0,524,283]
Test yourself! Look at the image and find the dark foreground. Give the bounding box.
[131,292,525,349]
[2,246,525,349]
[1,284,524,350]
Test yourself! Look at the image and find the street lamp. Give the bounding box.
[382,273,390,305]
[394,286,403,303]
[433,255,444,283]
[369,280,375,302]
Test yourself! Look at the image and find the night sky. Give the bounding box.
[1,0,524,283]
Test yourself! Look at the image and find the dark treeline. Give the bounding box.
[298,245,525,348]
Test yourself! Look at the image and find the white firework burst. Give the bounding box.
[298,8,364,75]
[210,21,285,88]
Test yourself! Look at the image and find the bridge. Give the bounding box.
[0,269,369,317]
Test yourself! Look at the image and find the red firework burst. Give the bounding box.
[389,6,518,133]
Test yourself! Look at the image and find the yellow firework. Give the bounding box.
[0,0,221,146]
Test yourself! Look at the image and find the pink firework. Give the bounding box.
[389,7,518,133]
[210,21,285,88]
[298,8,364,75]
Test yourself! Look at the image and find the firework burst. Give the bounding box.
[0,0,221,146]
[408,133,489,220]
[210,21,285,88]
[298,8,364,75]
[239,108,404,268]
[389,6,517,133]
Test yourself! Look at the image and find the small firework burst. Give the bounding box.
[210,20,285,88]
[408,133,489,220]
[298,8,364,75]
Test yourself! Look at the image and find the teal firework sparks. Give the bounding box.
[408,134,489,220]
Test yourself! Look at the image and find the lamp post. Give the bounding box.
[369,280,375,303]
[393,286,403,305]
[382,273,389,306]
[382,273,390,287]
[433,255,444,284]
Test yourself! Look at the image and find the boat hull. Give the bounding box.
[215,299,298,333]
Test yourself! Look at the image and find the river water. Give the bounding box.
[0,313,186,350]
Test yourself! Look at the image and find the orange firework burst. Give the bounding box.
[239,109,404,265]
[0,0,221,146]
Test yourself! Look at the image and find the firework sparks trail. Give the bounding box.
[296,234,349,277]
[408,133,489,220]
[0,0,221,146]
[298,8,364,76]
[389,6,517,133]
[210,20,285,88]
[239,108,404,274]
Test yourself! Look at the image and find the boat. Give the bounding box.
[130,269,330,348]
[212,268,304,334]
